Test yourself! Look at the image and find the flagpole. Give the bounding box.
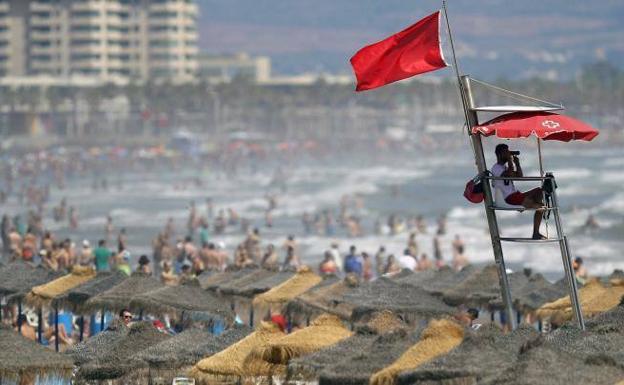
[441,0,471,131]
[442,0,517,330]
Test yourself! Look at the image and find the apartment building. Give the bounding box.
[0,0,198,83]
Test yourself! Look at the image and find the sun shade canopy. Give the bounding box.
[472,111,599,141]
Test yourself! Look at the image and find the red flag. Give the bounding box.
[350,11,447,92]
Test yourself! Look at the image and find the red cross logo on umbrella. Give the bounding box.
[542,120,560,129]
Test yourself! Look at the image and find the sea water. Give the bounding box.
[4,140,622,281]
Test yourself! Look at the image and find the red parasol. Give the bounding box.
[472,112,599,142]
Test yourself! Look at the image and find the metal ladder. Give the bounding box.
[460,76,585,330]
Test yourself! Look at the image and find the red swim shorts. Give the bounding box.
[505,191,525,206]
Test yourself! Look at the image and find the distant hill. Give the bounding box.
[196,0,624,79]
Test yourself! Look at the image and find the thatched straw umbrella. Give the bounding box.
[313,311,419,385]
[252,268,323,308]
[51,271,127,314]
[65,318,129,365]
[83,271,163,313]
[441,265,530,309]
[542,302,624,365]
[0,262,59,331]
[189,321,285,384]
[76,321,171,381]
[536,279,624,321]
[25,265,96,308]
[397,265,477,297]
[216,269,295,327]
[22,265,96,351]
[287,311,407,382]
[341,277,455,324]
[244,314,353,377]
[0,325,74,383]
[0,262,59,298]
[133,325,252,374]
[482,336,624,385]
[199,267,258,291]
[510,273,567,313]
[129,279,234,324]
[397,324,539,385]
[370,319,465,385]
[285,275,358,322]
[124,327,253,385]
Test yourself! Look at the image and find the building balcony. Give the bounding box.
[31,31,60,40]
[31,60,59,70]
[149,2,198,14]
[30,16,60,26]
[30,2,55,13]
[30,45,55,55]
[70,31,104,40]
[70,2,103,12]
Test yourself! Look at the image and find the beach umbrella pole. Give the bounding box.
[38,308,43,344]
[249,306,254,328]
[54,305,59,352]
[17,299,22,333]
[100,311,105,332]
[79,315,84,342]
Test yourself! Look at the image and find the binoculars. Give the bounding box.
[510,150,520,155]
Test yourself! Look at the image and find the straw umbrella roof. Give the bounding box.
[0,325,74,382]
[199,268,258,291]
[0,262,60,300]
[482,337,624,385]
[543,303,624,363]
[397,324,539,385]
[189,321,285,383]
[286,275,359,320]
[83,271,163,312]
[51,271,127,313]
[129,279,234,322]
[317,328,419,385]
[397,265,477,297]
[370,319,465,385]
[442,265,531,308]
[509,273,567,312]
[536,279,624,321]
[76,321,171,381]
[25,265,96,308]
[134,325,252,370]
[341,277,455,324]
[244,314,354,377]
[287,311,409,382]
[65,319,129,365]
[222,270,296,298]
[253,268,323,307]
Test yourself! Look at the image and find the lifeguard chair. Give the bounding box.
[460,75,599,330]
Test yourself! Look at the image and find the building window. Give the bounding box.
[71,11,100,18]
[71,25,101,32]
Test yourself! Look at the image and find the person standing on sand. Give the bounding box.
[375,246,387,276]
[344,245,362,277]
[94,239,112,272]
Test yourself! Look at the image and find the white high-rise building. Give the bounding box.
[0,0,198,83]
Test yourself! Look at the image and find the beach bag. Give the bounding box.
[463,173,485,204]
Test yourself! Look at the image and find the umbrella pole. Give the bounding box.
[249,305,254,328]
[37,308,43,344]
[79,315,84,342]
[537,137,544,176]
[100,311,105,332]
[17,299,22,333]
[54,305,59,352]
